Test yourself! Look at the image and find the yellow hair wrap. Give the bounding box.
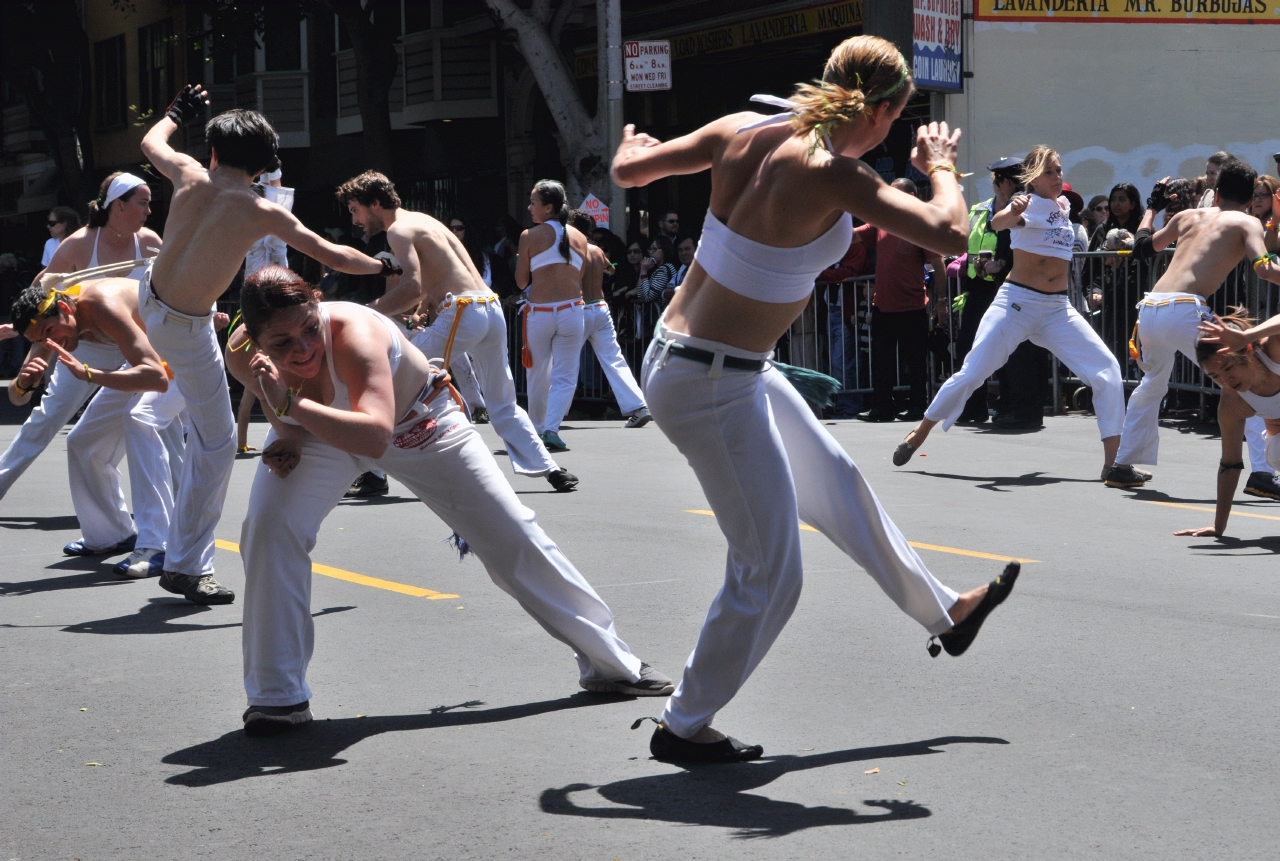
[30,283,82,329]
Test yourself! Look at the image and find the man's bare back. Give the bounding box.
[1151,207,1271,297]
[580,244,607,303]
[370,210,492,316]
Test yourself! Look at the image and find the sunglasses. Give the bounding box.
[1092,205,1108,212]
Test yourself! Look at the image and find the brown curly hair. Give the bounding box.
[335,171,402,210]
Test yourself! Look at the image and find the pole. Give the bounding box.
[604,0,626,240]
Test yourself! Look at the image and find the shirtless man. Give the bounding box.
[1104,158,1280,488]
[566,208,650,428]
[7,277,213,592]
[0,172,160,500]
[138,86,395,602]
[337,171,577,492]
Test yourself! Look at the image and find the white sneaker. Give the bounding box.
[113,548,165,579]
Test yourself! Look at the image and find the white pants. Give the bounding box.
[1114,295,1209,466]
[524,301,584,435]
[139,275,235,576]
[1266,432,1280,472]
[451,352,485,412]
[1245,415,1276,475]
[0,341,124,499]
[240,388,640,706]
[583,301,645,415]
[641,323,958,739]
[411,296,556,476]
[926,283,1125,439]
[66,376,186,550]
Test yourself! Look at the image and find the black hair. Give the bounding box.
[240,265,316,339]
[1195,307,1257,365]
[206,109,279,176]
[567,208,595,237]
[9,284,58,334]
[648,234,676,264]
[1105,182,1144,232]
[532,179,570,262]
[86,172,144,229]
[1206,151,1236,168]
[448,214,486,273]
[1215,159,1258,206]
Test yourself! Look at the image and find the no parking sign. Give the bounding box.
[581,193,609,229]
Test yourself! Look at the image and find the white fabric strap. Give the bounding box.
[735,94,800,133]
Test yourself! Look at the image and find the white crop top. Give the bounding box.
[694,208,853,303]
[1239,349,1280,420]
[529,220,583,271]
[1009,195,1075,261]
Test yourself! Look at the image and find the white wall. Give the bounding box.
[944,15,1280,203]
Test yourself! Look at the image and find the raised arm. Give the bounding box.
[140,85,211,183]
[611,120,726,189]
[369,230,424,315]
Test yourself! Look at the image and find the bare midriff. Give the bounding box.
[662,263,811,353]
[1005,252,1069,294]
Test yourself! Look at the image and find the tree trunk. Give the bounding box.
[317,0,399,174]
[0,1,97,209]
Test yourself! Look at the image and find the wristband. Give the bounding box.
[1252,253,1279,271]
[928,164,961,179]
[274,387,293,418]
[84,366,93,383]
[13,378,33,396]
[1266,219,1277,231]
[1218,459,1244,475]
[165,85,206,125]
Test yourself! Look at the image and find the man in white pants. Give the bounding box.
[8,278,199,583]
[224,276,670,735]
[338,171,578,492]
[139,86,395,605]
[1105,159,1280,488]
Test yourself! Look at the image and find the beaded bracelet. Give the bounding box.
[928,164,961,179]
[1252,253,1279,271]
[84,366,93,383]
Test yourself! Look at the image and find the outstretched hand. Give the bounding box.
[45,339,91,382]
[165,84,210,126]
[375,251,402,277]
[909,121,961,176]
[1197,315,1251,352]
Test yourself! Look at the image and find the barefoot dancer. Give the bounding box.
[341,172,579,492]
[1175,310,1280,537]
[225,267,671,735]
[139,87,395,605]
[895,146,1126,476]
[612,35,1018,764]
[1103,158,1280,488]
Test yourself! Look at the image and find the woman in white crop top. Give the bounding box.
[897,145,1126,477]
[515,180,590,450]
[611,35,1016,765]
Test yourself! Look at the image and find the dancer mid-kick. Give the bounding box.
[895,146,1125,476]
[612,34,1018,764]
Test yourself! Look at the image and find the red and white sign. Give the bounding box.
[624,40,671,92]
[580,193,610,229]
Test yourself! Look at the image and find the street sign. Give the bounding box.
[624,40,671,92]
[581,193,609,230]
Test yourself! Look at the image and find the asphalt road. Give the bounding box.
[2,408,1278,860]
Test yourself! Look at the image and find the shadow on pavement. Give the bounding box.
[1125,488,1219,505]
[0,514,81,531]
[61,599,353,635]
[336,494,418,506]
[1185,535,1280,555]
[162,693,619,786]
[540,735,1008,839]
[905,470,1096,492]
[0,565,131,595]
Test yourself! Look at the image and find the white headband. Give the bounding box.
[103,173,147,207]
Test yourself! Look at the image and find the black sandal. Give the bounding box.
[632,717,763,763]
[928,561,1020,658]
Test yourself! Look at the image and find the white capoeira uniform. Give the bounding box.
[1115,293,1274,473]
[924,195,1125,439]
[139,266,236,577]
[241,303,642,706]
[640,209,960,739]
[410,292,558,476]
[0,232,146,502]
[1239,350,1280,471]
[522,221,585,436]
[582,299,646,416]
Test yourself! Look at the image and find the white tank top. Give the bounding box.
[529,220,583,271]
[1009,195,1075,261]
[88,229,148,281]
[1239,349,1280,420]
[321,303,404,412]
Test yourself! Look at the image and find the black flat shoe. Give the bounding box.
[633,717,763,763]
[892,439,919,467]
[929,561,1020,658]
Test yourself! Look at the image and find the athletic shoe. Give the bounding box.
[581,662,674,696]
[159,570,235,605]
[63,534,137,557]
[546,468,579,492]
[624,407,652,428]
[113,548,165,579]
[1243,471,1280,501]
[541,431,569,452]
[471,407,490,424]
[1104,464,1151,487]
[344,471,389,498]
[243,701,312,737]
[634,718,763,764]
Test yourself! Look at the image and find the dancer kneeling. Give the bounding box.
[1175,310,1280,537]
[895,146,1126,476]
[612,34,1017,764]
[226,267,672,736]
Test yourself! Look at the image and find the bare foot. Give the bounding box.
[948,583,990,627]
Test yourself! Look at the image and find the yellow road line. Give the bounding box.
[1142,501,1280,522]
[214,539,460,599]
[683,510,1039,563]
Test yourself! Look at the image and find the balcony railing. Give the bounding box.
[211,71,311,149]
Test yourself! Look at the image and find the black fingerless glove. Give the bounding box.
[379,257,402,277]
[1146,181,1168,212]
[165,85,206,125]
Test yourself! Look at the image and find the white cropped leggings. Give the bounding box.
[66,377,186,551]
[925,283,1125,439]
[240,390,641,707]
[582,301,645,416]
[641,323,959,740]
[524,300,584,435]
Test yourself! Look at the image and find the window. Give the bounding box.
[138,20,174,114]
[264,6,302,71]
[94,35,127,129]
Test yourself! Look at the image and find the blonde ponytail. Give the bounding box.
[787,35,912,149]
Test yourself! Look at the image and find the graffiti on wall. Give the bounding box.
[1060,140,1280,196]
